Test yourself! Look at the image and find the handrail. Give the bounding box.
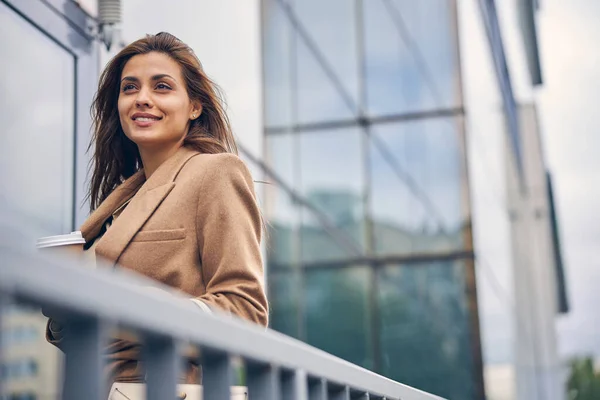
[0,223,445,400]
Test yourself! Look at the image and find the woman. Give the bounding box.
[46,32,268,397]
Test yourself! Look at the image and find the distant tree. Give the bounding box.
[567,356,600,400]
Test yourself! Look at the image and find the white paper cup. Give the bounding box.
[36,231,94,268]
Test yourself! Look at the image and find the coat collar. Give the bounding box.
[82,146,200,264]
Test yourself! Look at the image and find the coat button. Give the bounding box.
[177,391,187,399]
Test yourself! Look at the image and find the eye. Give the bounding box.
[156,82,172,90]
[122,83,137,92]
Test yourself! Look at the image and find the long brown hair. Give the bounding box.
[88,32,237,211]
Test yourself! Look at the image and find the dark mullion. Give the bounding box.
[265,106,465,135]
[355,0,380,379]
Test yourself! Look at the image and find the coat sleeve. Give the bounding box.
[194,154,268,327]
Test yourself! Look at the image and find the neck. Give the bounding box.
[139,143,183,179]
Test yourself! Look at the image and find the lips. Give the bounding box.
[131,112,162,121]
[131,112,162,127]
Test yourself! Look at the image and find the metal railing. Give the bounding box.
[0,221,445,400]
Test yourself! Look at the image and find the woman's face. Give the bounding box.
[118,51,200,151]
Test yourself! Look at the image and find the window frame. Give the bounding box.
[2,0,98,228]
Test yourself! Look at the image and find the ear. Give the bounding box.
[190,101,202,120]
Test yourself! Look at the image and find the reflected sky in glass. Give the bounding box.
[263,2,293,128]
[299,128,366,261]
[370,118,465,255]
[0,5,75,238]
[294,0,360,115]
[364,0,459,116]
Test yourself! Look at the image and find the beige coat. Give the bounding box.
[47,146,268,383]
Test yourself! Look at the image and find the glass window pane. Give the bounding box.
[299,128,366,263]
[305,266,373,370]
[378,260,474,399]
[263,1,293,128]
[364,0,460,116]
[296,33,357,124]
[294,0,359,115]
[265,133,299,267]
[268,270,301,338]
[369,118,466,256]
[0,5,75,239]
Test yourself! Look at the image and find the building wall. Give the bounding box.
[261,1,483,399]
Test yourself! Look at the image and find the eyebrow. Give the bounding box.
[121,74,178,84]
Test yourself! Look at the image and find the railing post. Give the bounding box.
[0,292,9,395]
[282,369,308,400]
[145,334,180,400]
[62,316,106,400]
[202,350,233,400]
[350,391,370,400]
[330,385,350,400]
[309,377,328,400]
[247,362,280,400]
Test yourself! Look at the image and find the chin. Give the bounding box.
[128,132,182,151]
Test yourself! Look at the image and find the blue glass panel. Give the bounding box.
[293,0,360,111]
[305,266,373,370]
[0,3,75,239]
[299,128,366,262]
[378,260,474,399]
[364,0,459,116]
[268,270,301,338]
[369,118,466,255]
[263,1,294,127]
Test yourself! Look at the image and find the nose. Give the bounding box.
[135,87,153,108]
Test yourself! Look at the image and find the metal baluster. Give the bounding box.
[282,369,308,400]
[349,390,370,400]
[62,316,106,400]
[202,350,232,400]
[308,378,327,400]
[145,334,180,400]
[247,362,280,400]
[0,293,9,395]
[329,385,350,400]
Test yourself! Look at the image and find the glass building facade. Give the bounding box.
[262,1,483,398]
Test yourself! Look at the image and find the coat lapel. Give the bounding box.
[80,171,146,242]
[90,146,200,265]
[94,182,175,264]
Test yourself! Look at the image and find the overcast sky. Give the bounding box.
[537,0,600,359]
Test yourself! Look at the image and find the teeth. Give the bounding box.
[135,117,157,122]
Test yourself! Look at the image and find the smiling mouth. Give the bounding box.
[133,117,160,122]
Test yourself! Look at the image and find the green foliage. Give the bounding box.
[567,356,600,400]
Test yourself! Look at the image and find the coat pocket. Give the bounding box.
[131,228,186,242]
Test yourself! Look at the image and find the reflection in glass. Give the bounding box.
[263,1,293,128]
[0,5,75,239]
[293,0,359,109]
[295,34,357,124]
[364,0,459,116]
[378,260,474,399]
[299,128,366,262]
[305,266,373,369]
[369,118,465,255]
[268,270,301,338]
[265,133,299,267]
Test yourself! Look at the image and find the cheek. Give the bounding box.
[117,97,129,124]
